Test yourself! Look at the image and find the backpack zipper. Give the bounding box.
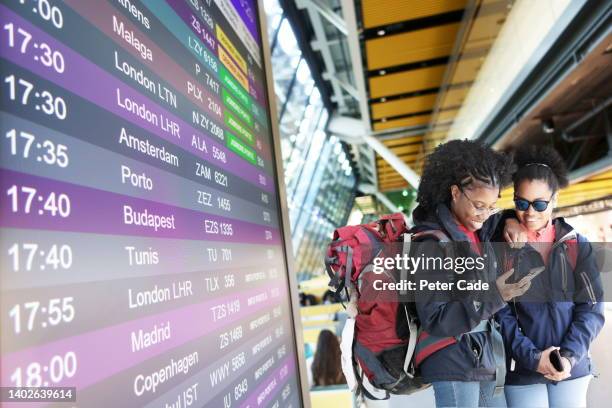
[580,271,597,304]
[550,231,576,298]
[559,249,568,298]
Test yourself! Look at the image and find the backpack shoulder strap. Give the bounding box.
[412,229,451,243]
[414,332,457,366]
[566,234,584,271]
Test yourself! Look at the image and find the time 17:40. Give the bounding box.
[8,243,73,272]
[7,185,71,218]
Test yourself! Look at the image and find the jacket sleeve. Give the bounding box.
[495,304,542,371]
[413,239,506,337]
[560,235,605,367]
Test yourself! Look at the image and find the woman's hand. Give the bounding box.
[504,218,528,248]
[544,356,572,382]
[536,347,572,381]
[536,346,558,376]
[496,268,531,301]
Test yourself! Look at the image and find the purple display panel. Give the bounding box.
[230,0,260,42]
[0,4,275,192]
[1,284,285,389]
[0,169,280,243]
[0,1,303,407]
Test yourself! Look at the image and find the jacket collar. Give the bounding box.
[517,218,578,260]
[552,217,577,243]
[434,203,470,242]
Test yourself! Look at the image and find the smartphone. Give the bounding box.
[550,349,564,372]
[521,266,545,282]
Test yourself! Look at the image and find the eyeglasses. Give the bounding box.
[460,187,501,215]
[514,194,554,212]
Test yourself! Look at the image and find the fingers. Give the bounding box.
[540,347,570,382]
[504,231,519,245]
[517,279,531,290]
[505,228,527,248]
[515,283,530,296]
[497,269,537,300]
[538,365,555,377]
[498,268,514,282]
[517,276,530,287]
[544,372,571,381]
[561,357,572,374]
[519,281,531,295]
[504,231,511,243]
[508,280,531,298]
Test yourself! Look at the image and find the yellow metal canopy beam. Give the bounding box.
[361,0,466,29]
[387,144,422,155]
[371,94,437,119]
[382,135,424,147]
[373,113,432,131]
[369,65,446,98]
[366,23,460,70]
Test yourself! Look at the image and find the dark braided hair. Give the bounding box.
[416,140,514,213]
[513,145,569,192]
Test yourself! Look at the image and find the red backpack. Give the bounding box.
[324,213,451,399]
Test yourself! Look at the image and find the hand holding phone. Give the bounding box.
[496,268,532,301]
[518,266,545,285]
[549,349,564,372]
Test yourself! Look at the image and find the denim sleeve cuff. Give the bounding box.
[529,350,542,371]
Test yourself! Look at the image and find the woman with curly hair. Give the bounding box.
[496,145,604,407]
[410,139,530,407]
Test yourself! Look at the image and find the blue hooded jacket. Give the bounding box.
[495,218,605,385]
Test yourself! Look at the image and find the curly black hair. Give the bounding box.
[416,139,514,212]
[512,145,569,192]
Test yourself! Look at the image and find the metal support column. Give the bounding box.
[329,116,421,188]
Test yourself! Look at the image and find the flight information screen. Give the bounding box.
[0,0,303,407]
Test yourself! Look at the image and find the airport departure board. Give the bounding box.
[0,0,303,407]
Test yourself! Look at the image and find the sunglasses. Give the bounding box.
[514,194,554,212]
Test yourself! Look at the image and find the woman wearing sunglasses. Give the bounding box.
[410,140,531,408]
[496,145,605,407]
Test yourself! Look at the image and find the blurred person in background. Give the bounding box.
[311,329,346,387]
[497,145,605,407]
[322,289,342,304]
